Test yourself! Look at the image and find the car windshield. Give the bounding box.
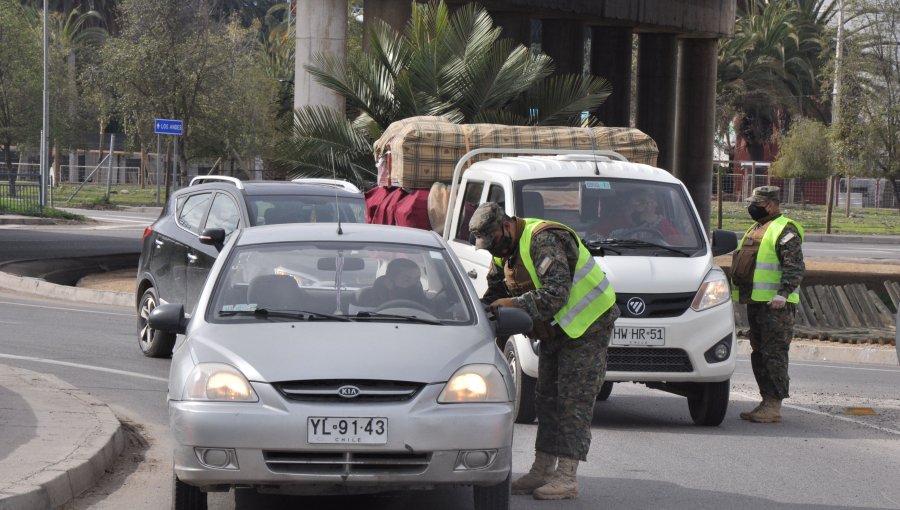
[209,241,473,324]
[246,195,365,226]
[516,178,705,255]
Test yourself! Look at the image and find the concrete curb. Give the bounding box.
[0,216,54,226]
[0,271,133,307]
[0,365,125,510]
[736,338,898,366]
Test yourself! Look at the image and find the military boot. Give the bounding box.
[511,451,557,495]
[747,396,782,423]
[739,400,765,420]
[533,457,579,500]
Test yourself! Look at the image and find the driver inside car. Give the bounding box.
[608,190,679,243]
[356,258,427,308]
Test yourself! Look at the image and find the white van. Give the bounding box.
[440,149,739,426]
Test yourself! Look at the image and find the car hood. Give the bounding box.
[598,255,714,294]
[186,321,496,384]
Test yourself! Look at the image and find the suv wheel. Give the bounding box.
[687,379,730,426]
[504,339,537,424]
[138,287,176,358]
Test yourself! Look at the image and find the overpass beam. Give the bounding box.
[674,38,718,233]
[589,27,632,127]
[362,0,412,52]
[541,19,585,75]
[295,0,347,113]
[491,10,533,48]
[635,33,678,171]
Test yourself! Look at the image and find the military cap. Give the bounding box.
[746,185,781,204]
[469,202,509,250]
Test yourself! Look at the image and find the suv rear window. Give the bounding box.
[178,193,212,234]
[247,195,365,226]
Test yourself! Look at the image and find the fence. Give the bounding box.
[0,169,43,215]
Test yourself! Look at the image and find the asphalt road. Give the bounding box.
[0,288,898,510]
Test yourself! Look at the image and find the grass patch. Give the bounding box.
[50,184,164,208]
[712,202,900,235]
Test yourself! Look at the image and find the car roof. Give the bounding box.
[236,223,445,248]
[465,155,682,185]
[182,180,362,198]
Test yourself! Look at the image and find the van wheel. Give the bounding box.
[504,339,536,424]
[687,379,730,426]
[138,287,176,358]
[473,472,510,510]
[173,475,207,510]
[597,381,614,401]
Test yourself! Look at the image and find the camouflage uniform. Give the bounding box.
[734,187,805,401]
[479,214,620,461]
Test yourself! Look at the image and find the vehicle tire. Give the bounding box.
[137,287,176,358]
[473,472,510,510]
[173,475,207,510]
[687,379,730,426]
[597,381,614,401]
[504,339,537,424]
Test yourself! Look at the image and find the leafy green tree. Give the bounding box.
[770,117,832,178]
[274,0,611,187]
[0,0,41,196]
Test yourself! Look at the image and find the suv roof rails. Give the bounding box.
[189,175,245,189]
[291,178,361,194]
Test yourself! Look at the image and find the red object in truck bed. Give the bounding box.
[364,186,431,231]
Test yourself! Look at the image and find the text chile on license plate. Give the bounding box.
[308,417,388,444]
[612,326,665,346]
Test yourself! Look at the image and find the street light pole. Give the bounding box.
[41,0,49,208]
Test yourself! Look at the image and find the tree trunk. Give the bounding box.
[51,143,61,188]
[68,150,78,183]
[3,142,16,198]
[97,122,106,184]
[140,147,147,188]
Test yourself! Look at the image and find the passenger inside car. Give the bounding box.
[608,189,680,243]
[355,258,426,308]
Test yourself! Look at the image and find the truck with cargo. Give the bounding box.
[368,118,739,426]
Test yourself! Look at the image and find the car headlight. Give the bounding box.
[183,363,258,402]
[438,364,509,403]
[691,268,731,312]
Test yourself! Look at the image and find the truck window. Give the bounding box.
[487,184,505,210]
[455,181,484,243]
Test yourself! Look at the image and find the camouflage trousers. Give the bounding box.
[534,306,618,461]
[747,303,795,400]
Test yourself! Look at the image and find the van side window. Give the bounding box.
[455,181,484,243]
[178,193,212,234]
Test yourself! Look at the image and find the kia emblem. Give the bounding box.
[626,297,647,316]
[337,385,360,398]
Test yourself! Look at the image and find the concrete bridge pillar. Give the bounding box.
[635,33,678,171]
[362,0,411,52]
[294,0,346,113]
[589,26,632,127]
[540,19,585,75]
[674,38,718,233]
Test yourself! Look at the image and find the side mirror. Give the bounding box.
[711,229,738,257]
[492,307,533,337]
[199,228,226,251]
[148,304,188,335]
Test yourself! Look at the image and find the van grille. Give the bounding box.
[273,379,423,403]
[616,292,695,319]
[263,451,431,475]
[607,347,693,372]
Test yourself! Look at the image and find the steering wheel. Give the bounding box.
[617,227,667,244]
[375,299,433,313]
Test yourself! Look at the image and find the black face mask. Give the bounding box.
[748,204,769,221]
[488,224,516,258]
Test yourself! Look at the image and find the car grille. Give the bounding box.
[607,347,693,372]
[616,292,695,319]
[273,380,424,403]
[264,451,431,475]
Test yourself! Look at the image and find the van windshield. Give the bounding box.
[515,178,705,254]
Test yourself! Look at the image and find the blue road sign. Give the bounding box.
[154,118,183,135]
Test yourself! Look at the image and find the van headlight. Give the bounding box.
[183,363,258,402]
[438,365,509,403]
[691,269,731,312]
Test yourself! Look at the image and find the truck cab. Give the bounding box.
[444,152,738,426]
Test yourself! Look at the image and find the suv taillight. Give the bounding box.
[142,226,153,239]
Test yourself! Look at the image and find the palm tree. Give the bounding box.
[273,0,611,187]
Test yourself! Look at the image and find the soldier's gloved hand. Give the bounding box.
[768,295,787,309]
[488,298,516,314]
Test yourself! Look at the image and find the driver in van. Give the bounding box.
[608,189,679,242]
[356,258,426,307]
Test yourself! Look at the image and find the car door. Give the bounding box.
[171,191,213,311]
[185,191,241,315]
[445,179,495,295]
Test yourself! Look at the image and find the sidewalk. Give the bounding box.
[0,364,124,510]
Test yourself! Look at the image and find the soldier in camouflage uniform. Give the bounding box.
[469,202,620,500]
[730,186,805,423]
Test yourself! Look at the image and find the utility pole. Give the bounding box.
[40,0,49,209]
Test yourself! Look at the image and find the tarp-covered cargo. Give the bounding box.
[374,116,659,190]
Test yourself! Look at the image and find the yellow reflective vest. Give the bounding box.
[731,215,804,303]
[494,218,616,338]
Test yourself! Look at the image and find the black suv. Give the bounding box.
[136,176,365,357]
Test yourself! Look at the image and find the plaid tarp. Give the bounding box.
[374,117,659,189]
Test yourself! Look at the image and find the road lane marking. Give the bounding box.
[0,300,133,317]
[732,390,900,436]
[0,353,167,382]
[738,359,899,374]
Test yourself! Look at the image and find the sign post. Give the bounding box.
[154,118,183,202]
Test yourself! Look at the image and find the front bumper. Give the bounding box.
[170,384,513,493]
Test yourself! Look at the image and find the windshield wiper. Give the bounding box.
[599,238,692,257]
[583,239,621,255]
[219,308,351,321]
[354,311,442,325]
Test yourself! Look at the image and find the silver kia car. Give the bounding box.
[149,223,531,509]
